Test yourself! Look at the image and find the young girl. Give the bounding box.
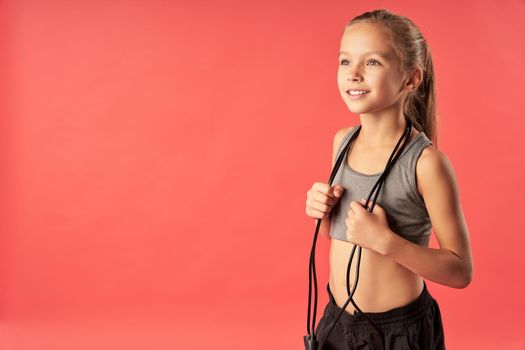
[305,9,473,350]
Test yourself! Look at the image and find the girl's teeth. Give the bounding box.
[349,91,369,95]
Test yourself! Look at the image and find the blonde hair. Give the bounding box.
[346,9,439,149]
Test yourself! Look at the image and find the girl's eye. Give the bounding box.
[339,59,380,66]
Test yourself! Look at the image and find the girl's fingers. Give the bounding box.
[312,190,337,206]
[313,182,337,200]
[308,197,331,213]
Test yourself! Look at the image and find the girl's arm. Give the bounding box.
[379,146,474,289]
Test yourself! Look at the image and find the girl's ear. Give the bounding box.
[400,71,415,92]
[401,67,423,93]
[402,79,414,93]
[407,67,423,91]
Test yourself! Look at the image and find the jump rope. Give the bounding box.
[304,119,414,350]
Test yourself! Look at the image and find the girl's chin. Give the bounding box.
[344,103,370,114]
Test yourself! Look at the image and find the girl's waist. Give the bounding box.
[328,240,424,313]
[324,278,435,330]
[328,273,425,313]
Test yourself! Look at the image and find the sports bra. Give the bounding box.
[329,126,433,246]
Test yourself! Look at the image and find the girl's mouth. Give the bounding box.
[346,90,370,100]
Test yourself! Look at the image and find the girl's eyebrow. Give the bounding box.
[339,50,389,58]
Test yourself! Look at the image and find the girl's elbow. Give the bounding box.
[458,265,474,289]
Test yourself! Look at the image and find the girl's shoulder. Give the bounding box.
[331,125,356,166]
[418,141,445,172]
[335,125,357,138]
[415,143,457,201]
[333,125,357,149]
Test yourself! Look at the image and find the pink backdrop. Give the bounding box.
[1,1,524,349]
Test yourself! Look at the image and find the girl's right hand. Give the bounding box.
[305,183,345,220]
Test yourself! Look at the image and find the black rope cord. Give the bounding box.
[305,120,414,350]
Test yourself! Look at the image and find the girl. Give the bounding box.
[305,9,473,350]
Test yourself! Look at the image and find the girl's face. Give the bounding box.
[337,22,409,115]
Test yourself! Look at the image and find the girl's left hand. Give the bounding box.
[345,198,393,254]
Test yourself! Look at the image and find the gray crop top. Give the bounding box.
[329,126,434,246]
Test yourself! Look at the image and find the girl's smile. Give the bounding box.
[346,89,371,99]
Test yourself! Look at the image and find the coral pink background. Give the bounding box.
[0,1,524,349]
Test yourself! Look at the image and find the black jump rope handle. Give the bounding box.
[304,120,414,350]
[304,335,319,350]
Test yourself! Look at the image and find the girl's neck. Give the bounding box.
[357,114,411,148]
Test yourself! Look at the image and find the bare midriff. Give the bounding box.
[328,237,424,314]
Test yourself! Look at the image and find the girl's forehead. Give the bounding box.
[340,23,393,55]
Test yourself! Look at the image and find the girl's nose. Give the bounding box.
[348,72,363,82]
[347,66,363,81]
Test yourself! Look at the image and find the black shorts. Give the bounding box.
[314,281,446,349]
